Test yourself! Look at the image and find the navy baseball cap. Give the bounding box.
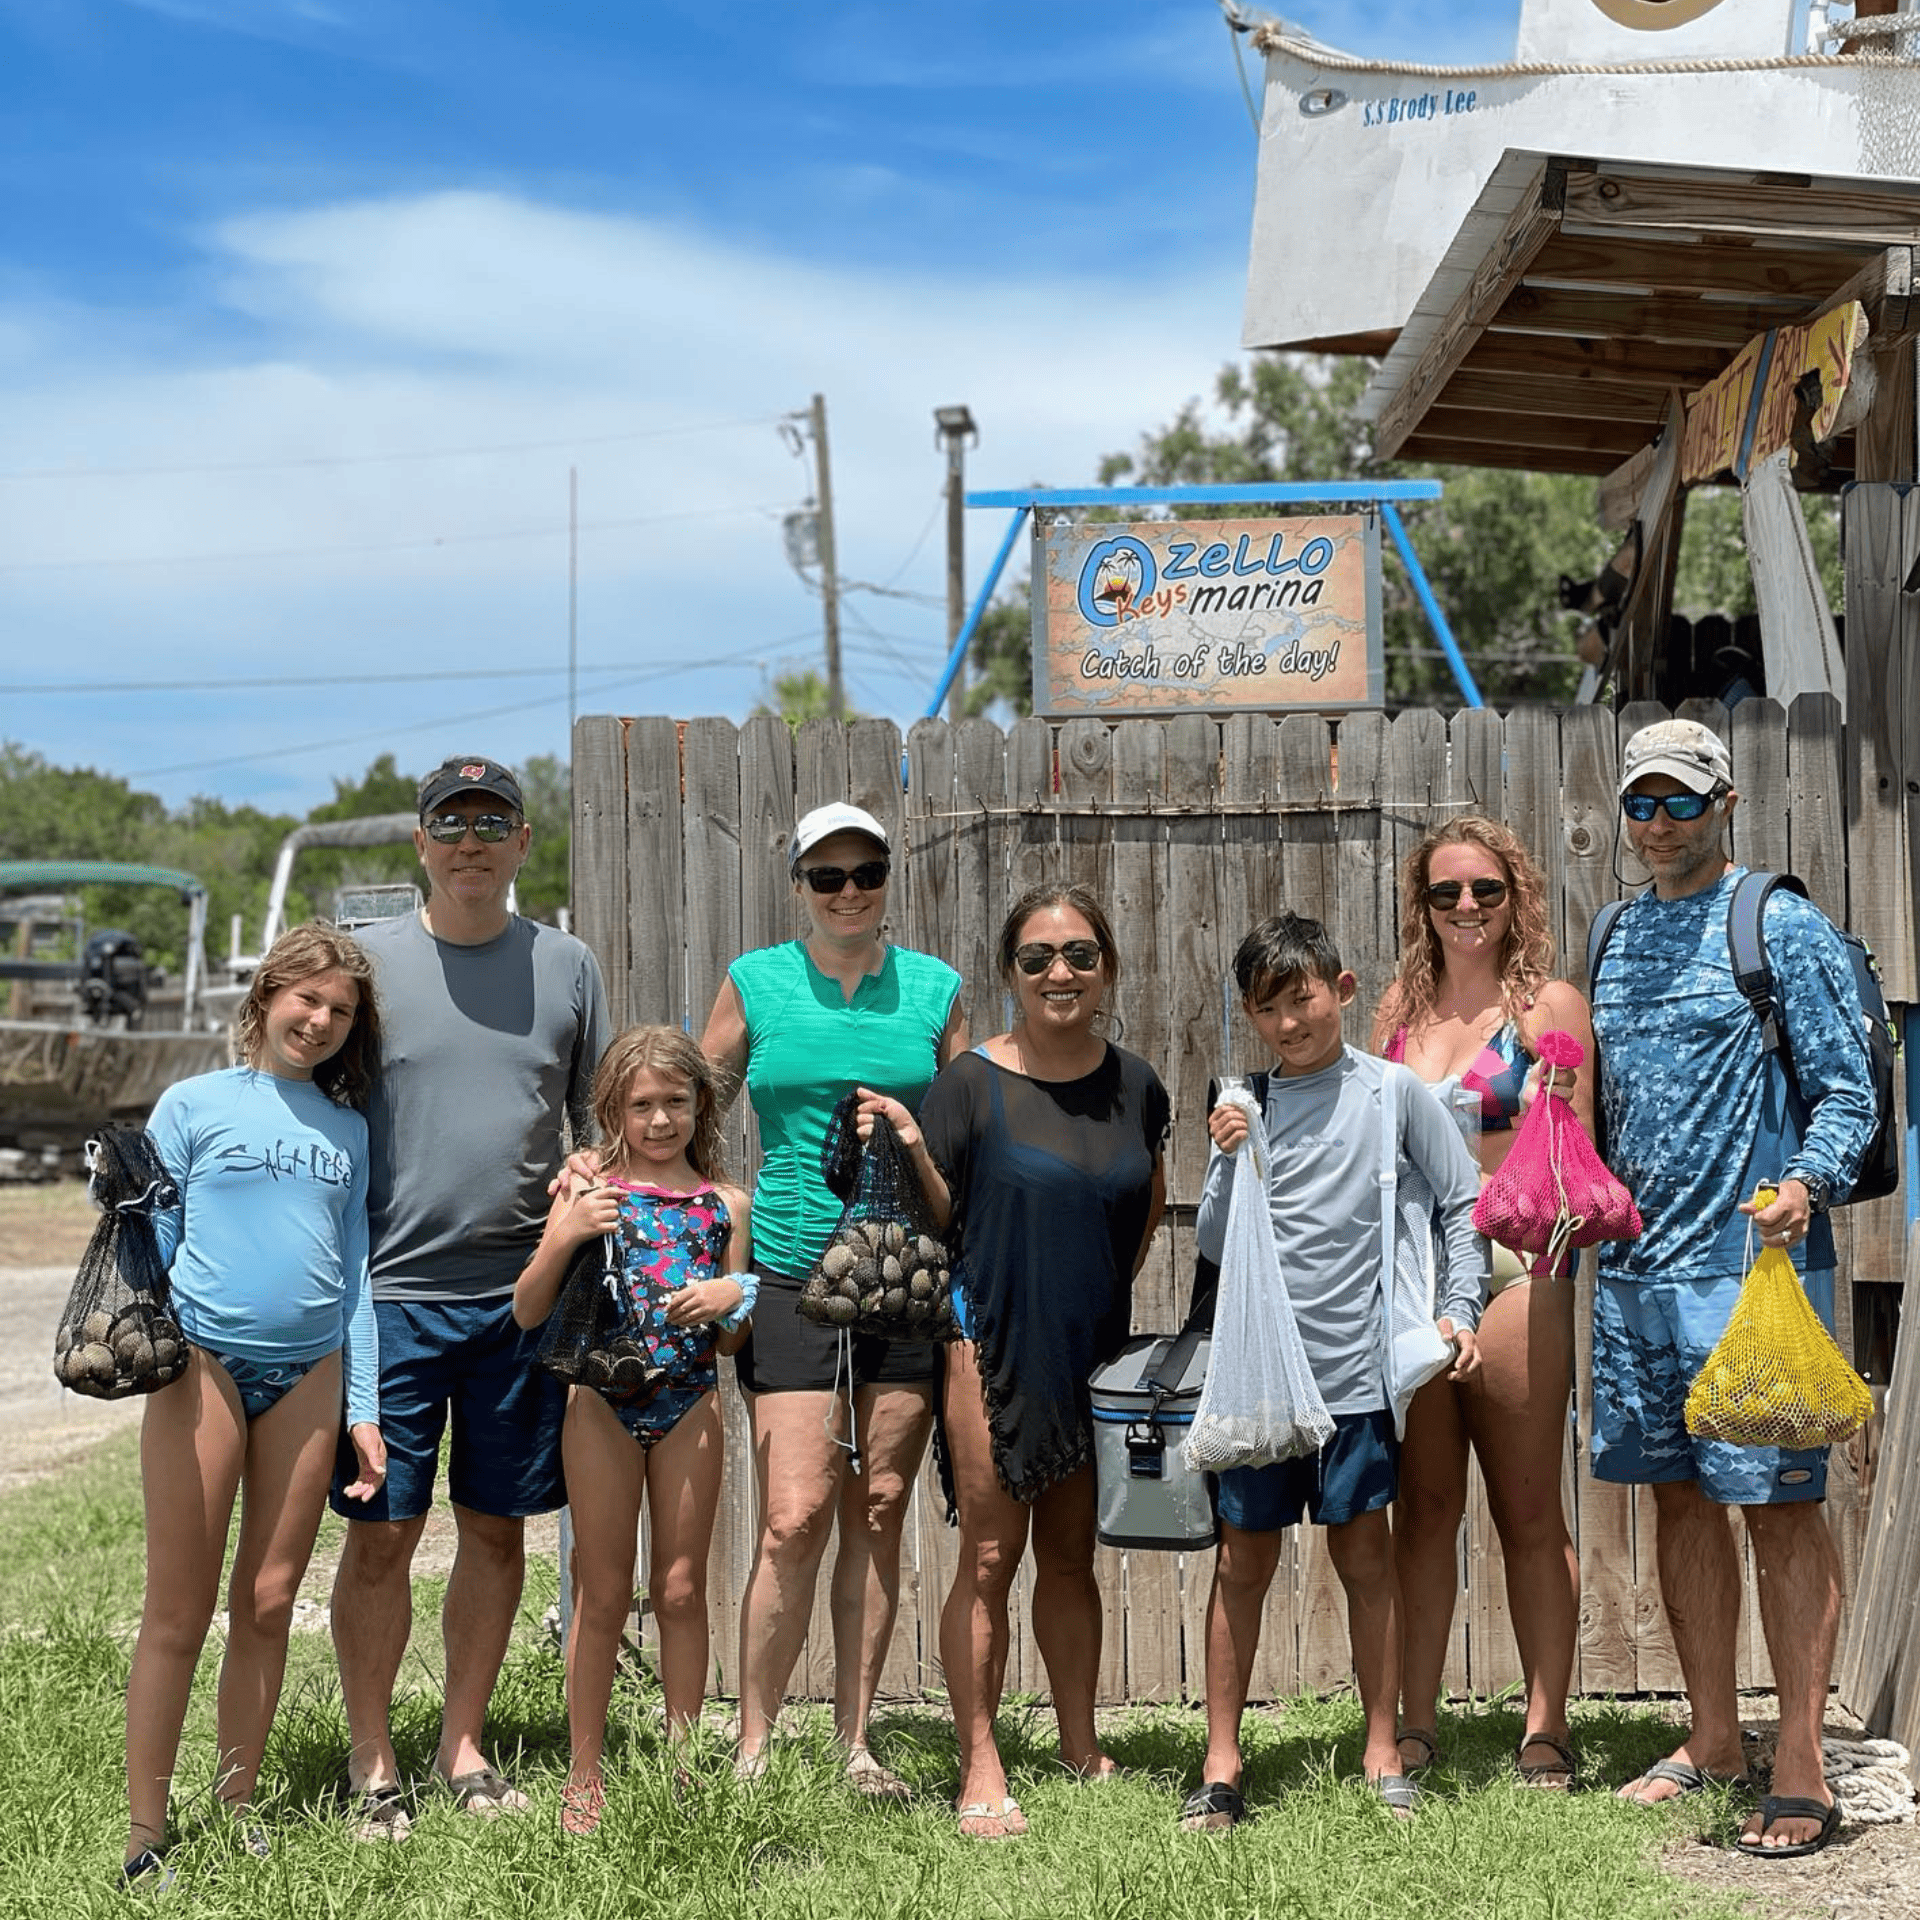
[417,755,525,817]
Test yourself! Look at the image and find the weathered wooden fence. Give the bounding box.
[569,695,1903,1708]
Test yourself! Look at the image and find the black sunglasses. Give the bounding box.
[1424,877,1508,909]
[422,811,519,845]
[800,860,890,895]
[1013,939,1104,976]
[1622,791,1717,823]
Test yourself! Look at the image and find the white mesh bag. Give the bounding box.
[1380,1063,1458,1438]
[1183,1085,1336,1472]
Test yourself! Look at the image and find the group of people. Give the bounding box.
[114,716,1877,1884]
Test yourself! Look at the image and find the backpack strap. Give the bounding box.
[1727,870,1808,1071]
[1587,896,1629,988]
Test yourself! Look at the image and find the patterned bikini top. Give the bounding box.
[1384,1019,1534,1133]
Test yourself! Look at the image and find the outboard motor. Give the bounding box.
[79,929,148,1028]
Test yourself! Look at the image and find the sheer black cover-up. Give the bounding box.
[920,1044,1169,1502]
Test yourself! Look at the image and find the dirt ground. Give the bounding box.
[4,1186,1915,1911]
[0,1183,557,1584]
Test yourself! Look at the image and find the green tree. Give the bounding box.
[278,753,424,930]
[516,752,572,924]
[752,669,859,728]
[1097,356,1611,708]
[0,745,221,977]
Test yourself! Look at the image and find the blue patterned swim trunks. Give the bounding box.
[1589,1271,1833,1505]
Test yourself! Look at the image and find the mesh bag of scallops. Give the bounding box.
[533,1226,667,1404]
[53,1126,190,1400]
[799,1092,960,1342]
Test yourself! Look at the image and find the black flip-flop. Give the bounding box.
[1179,1780,1245,1831]
[1516,1732,1578,1788]
[1736,1794,1841,1859]
[1619,1757,1749,1803]
[1396,1727,1441,1777]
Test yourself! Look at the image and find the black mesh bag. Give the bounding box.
[533,1230,667,1403]
[800,1093,959,1344]
[53,1125,189,1400]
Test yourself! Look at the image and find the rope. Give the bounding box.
[1822,1734,1916,1824]
[1250,13,1920,78]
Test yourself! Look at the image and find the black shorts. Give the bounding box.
[733,1263,937,1394]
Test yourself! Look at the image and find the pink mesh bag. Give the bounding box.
[1471,1031,1641,1265]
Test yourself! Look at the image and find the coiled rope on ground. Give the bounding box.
[1823,1734,1917,1824]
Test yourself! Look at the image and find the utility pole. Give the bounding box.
[567,465,578,743]
[934,405,978,723]
[809,393,844,722]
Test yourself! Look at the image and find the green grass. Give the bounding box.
[0,1436,1763,1919]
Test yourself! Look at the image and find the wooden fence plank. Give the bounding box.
[1564,712,1639,1698]
[1275,716,1336,932]
[624,715,685,1030]
[1162,715,1223,1213]
[571,715,632,1029]
[1842,484,1918,1002]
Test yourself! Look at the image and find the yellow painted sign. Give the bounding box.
[1681,300,1868,485]
[1033,516,1383,718]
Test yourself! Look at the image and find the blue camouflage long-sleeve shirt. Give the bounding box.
[1591,867,1876,1282]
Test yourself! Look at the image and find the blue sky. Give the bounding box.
[0,0,1520,816]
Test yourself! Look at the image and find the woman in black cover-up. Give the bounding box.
[861,884,1166,1841]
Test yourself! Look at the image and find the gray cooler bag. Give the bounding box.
[1089,1325,1216,1550]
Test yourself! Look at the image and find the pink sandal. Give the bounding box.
[561,1779,606,1837]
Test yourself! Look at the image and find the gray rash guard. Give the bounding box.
[1196,1047,1485,1415]
[357,911,611,1303]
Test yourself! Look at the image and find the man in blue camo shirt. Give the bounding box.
[1590,719,1874,1858]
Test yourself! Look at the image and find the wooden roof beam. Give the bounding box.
[1371,158,1568,459]
[1493,285,1820,348]
[1563,167,1920,249]
[1429,368,1668,422]
[1818,245,1916,338]
[1524,233,1886,304]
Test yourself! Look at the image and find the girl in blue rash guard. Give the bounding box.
[121,924,386,1890]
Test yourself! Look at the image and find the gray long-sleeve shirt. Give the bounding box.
[1196,1047,1484,1415]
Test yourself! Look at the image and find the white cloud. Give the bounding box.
[0,190,1243,808]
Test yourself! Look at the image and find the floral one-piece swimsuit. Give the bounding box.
[602,1180,730,1448]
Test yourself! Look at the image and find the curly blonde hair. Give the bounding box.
[233,921,382,1109]
[1373,815,1556,1044]
[591,1025,729,1185]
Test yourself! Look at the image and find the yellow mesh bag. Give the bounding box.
[1684,1186,1873,1449]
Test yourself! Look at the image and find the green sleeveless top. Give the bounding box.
[730,940,961,1275]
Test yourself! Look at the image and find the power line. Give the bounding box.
[0,499,801,575]
[0,414,787,484]
[125,643,774,780]
[13,630,826,700]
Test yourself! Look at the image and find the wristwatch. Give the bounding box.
[1794,1171,1834,1215]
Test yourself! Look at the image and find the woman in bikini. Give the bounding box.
[1369,815,1596,1790]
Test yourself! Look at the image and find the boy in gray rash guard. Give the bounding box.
[1179,914,1484,1833]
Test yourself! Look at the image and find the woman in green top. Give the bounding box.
[701,802,967,1791]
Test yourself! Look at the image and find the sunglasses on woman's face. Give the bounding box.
[1013,939,1104,976]
[1621,791,1716,823]
[799,860,889,895]
[1424,877,1508,910]
[422,811,519,845]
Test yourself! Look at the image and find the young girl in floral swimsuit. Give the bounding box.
[515,1026,753,1836]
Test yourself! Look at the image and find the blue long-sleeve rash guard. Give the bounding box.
[149,1066,377,1426]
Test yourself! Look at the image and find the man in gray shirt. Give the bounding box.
[328,755,610,1838]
